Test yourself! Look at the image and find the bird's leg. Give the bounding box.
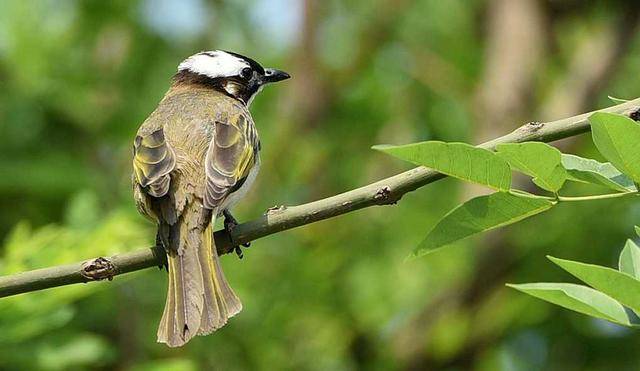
[222,209,251,259]
[154,231,168,270]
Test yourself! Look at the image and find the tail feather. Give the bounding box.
[213,252,242,316]
[198,222,225,334]
[156,264,174,342]
[157,211,243,346]
[159,245,204,347]
[198,220,242,335]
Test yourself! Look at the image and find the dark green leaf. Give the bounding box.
[373,142,511,191]
[412,192,554,257]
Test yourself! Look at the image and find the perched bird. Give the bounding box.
[132,50,290,347]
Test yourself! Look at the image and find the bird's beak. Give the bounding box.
[261,68,291,84]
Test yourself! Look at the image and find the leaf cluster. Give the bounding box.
[375,112,640,325]
[510,233,640,328]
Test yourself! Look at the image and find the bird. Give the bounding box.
[132,50,290,347]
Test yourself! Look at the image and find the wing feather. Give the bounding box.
[132,128,177,221]
[133,128,176,195]
[204,110,258,210]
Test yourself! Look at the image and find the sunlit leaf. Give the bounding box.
[373,142,511,191]
[412,192,554,257]
[496,142,566,192]
[508,282,637,326]
[619,240,640,279]
[589,112,640,184]
[549,256,640,313]
[561,154,635,192]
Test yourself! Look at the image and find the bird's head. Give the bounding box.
[174,50,290,106]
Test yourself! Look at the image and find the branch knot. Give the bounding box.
[374,186,397,204]
[80,257,117,281]
[524,121,544,131]
[265,205,287,215]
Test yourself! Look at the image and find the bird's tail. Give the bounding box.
[157,211,242,347]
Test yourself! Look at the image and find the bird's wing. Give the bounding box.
[132,128,176,217]
[204,109,258,210]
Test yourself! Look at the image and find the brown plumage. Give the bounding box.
[133,78,259,347]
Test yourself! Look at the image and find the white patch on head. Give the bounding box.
[178,50,250,79]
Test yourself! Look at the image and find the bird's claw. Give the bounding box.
[223,210,250,260]
[223,209,239,232]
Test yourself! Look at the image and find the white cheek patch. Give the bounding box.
[223,81,241,96]
[178,50,249,79]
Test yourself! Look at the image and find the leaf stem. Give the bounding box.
[508,190,556,201]
[509,189,638,202]
[557,192,638,202]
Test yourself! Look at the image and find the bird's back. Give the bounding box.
[136,86,253,201]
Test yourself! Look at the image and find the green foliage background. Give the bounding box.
[1,0,640,370]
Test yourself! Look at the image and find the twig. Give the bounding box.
[1,98,640,298]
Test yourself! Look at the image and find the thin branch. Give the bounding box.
[1,98,640,298]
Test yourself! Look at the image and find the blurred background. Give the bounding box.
[1,0,640,370]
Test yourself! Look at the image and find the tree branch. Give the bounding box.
[2,98,640,298]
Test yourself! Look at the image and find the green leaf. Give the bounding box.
[496,142,566,192]
[373,142,511,191]
[508,282,637,326]
[589,112,640,183]
[636,226,640,238]
[412,192,554,257]
[619,240,640,279]
[608,95,630,104]
[549,256,640,313]
[561,154,635,192]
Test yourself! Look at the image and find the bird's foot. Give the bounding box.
[154,232,168,270]
[223,210,251,259]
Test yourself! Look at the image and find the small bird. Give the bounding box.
[132,50,289,347]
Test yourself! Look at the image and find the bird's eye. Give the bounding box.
[240,67,252,79]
